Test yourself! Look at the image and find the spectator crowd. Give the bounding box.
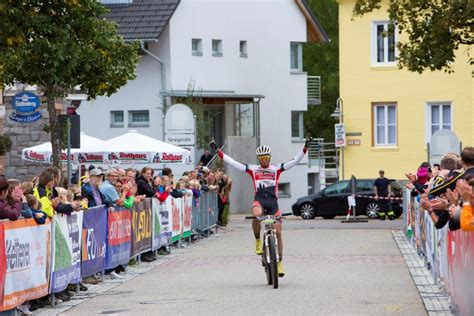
[405,146,474,232]
[0,153,232,314]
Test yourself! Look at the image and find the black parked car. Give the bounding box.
[292,179,405,220]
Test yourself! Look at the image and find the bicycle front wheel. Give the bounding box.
[267,235,278,289]
[263,240,272,285]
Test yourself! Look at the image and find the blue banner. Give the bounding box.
[81,206,107,278]
[105,209,131,269]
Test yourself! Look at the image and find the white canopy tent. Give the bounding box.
[21,133,106,164]
[94,130,190,164]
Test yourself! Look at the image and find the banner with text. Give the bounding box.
[405,193,474,316]
[131,199,152,256]
[81,207,107,278]
[51,212,83,293]
[182,195,192,239]
[0,222,5,306]
[152,199,172,251]
[0,219,50,311]
[170,198,183,243]
[106,209,132,269]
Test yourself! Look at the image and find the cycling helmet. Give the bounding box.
[256,145,271,157]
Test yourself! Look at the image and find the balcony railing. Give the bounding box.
[307,75,321,105]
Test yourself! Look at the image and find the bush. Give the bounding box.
[0,135,12,155]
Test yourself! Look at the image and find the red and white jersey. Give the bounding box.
[218,148,306,198]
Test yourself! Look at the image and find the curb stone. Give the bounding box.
[392,230,454,315]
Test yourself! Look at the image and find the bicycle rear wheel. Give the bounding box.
[267,235,278,289]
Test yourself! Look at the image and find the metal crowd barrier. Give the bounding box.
[191,191,219,237]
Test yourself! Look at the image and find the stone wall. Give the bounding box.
[3,96,52,181]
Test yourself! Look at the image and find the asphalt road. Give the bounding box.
[63,216,426,315]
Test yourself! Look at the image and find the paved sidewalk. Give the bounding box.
[392,230,454,316]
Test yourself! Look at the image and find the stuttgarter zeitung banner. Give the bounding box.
[1,219,51,311]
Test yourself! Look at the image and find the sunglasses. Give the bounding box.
[258,155,270,160]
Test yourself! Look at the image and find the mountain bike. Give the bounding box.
[245,214,289,289]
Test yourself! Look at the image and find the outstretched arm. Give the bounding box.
[281,149,306,171]
[217,149,247,172]
[281,138,311,171]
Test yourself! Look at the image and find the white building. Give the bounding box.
[79,0,328,213]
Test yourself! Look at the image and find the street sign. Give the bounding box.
[335,123,346,147]
[165,134,195,146]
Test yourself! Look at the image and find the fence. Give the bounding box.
[0,191,218,311]
[404,190,474,315]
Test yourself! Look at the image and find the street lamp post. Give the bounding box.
[331,98,344,180]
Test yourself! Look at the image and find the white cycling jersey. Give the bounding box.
[217,148,307,198]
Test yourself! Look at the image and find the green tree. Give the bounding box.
[303,0,339,142]
[0,1,139,169]
[353,0,473,73]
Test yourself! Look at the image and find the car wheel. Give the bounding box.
[300,203,316,220]
[365,202,380,219]
[322,215,336,219]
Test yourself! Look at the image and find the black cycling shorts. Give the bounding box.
[252,195,281,216]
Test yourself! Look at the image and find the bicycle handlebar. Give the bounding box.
[245,213,292,220]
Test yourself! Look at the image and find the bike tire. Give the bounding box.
[263,240,272,285]
[268,235,278,289]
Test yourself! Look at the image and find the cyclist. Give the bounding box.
[210,138,311,277]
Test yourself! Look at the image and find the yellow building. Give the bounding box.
[339,0,473,180]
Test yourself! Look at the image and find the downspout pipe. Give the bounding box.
[140,40,166,91]
[140,40,166,140]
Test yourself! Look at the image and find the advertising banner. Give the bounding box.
[106,209,132,269]
[0,219,51,311]
[131,199,152,256]
[81,207,107,278]
[152,199,172,251]
[51,212,83,293]
[0,222,5,305]
[182,195,193,239]
[406,193,474,316]
[446,230,474,316]
[170,198,183,244]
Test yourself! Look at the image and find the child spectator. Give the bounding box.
[25,194,46,224]
[54,187,81,215]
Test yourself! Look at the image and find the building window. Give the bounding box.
[372,21,396,65]
[290,42,303,72]
[291,111,305,140]
[212,39,223,57]
[240,40,247,58]
[192,39,202,56]
[427,103,452,140]
[278,183,291,198]
[110,111,124,128]
[373,104,397,146]
[128,110,149,127]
